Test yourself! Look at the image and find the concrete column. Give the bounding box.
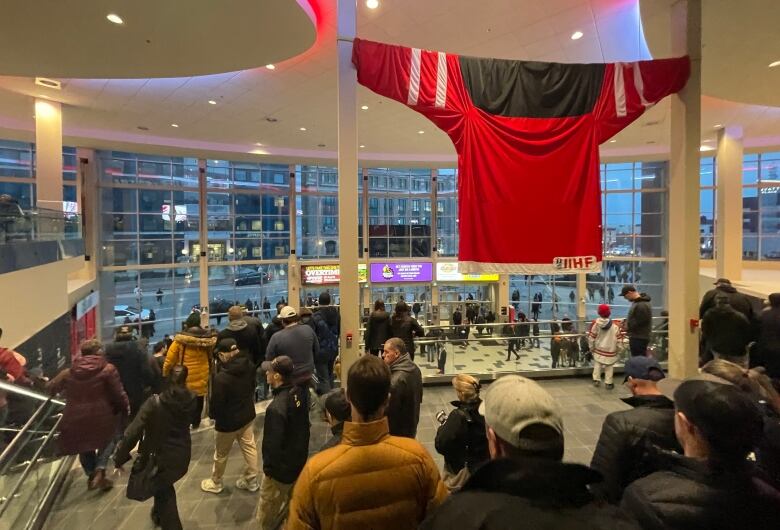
[431,283,440,325]
[287,165,300,311]
[34,99,63,212]
[337,0,359,378]
[667,0,701,378]
[715,126,744,281]
[197,159,210,325]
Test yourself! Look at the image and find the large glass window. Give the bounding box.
[602,161,666,258]
[743,152,780,260]
[700,157,716,258]
[367,168,432,258]
[296,165,343,259]
[437,169,458,256]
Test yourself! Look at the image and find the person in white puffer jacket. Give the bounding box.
[588,304,622,389]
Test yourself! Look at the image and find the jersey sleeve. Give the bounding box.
[352,38,470,141]
[594,56,690,143]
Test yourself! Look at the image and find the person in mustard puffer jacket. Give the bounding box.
[164,326,217,429]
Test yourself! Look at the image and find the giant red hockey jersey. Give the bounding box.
[352,39,689,273]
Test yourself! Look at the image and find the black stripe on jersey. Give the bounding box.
[458,56,605,118]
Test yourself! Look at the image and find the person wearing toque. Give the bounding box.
[621,378,779,529]
[590,356,680,504]
[200,338,259,495]
[257,355,310,530]
[620,285,653,357]
[421,375,639,529]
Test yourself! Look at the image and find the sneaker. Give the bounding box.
[605,383,614,390]
[592,380,600,387]
[236,477,260,492]
[201,478,224,494]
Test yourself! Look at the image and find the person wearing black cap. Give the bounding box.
[590,356,680,504]
[200,339,259,494]
[620,285,653,357]
[320,388,351,451]
[621,378,779,529]
[699,278,755,322]
[257,355,310,530]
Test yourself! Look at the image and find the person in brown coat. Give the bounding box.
[48,339,129,491]
[287,355,447,529]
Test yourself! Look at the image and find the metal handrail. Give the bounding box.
[0,414,64,519]
[0,400,55,476]
[0,380,64,406]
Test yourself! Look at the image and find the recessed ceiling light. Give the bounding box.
[359,144,365,148]
[106,13,124,25]
[35,77,61,90]
[255,142,263,146]
[609,139,617,143]
[418,130,425,134]
[266,64,276,70]
[299,127,307,131]
[366,0,379,9]
[571,31,583,40]
[769,60,780,68]
[361,105,369,110]
[713,123,722,128]
[700,145,716,152]
[208,100,217,105]
[171,123,179,128]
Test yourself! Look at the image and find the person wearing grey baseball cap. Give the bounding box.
[421,375,639,530]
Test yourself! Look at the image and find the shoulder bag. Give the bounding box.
[126,395,164,501]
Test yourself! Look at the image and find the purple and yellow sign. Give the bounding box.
[369,262,433,283]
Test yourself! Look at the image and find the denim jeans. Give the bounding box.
[79,435,118,477]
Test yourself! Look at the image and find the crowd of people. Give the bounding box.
[3,280,780,530]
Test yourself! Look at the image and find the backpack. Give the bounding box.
[312,311,339,357]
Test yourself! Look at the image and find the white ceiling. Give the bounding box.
[0,0,777,165]
[0,0,316,78]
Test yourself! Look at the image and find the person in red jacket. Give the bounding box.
[0,327,30,386]
[48,339,129,491]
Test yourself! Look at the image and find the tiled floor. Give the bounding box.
[43,377,630,530]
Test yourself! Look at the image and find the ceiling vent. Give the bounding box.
[265,117,278,123]
[35,77,61,90]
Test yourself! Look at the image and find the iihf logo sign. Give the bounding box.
[553,256,597,270]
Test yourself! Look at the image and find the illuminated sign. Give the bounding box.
[370,262,433,283]
[301,264,367,285]
[436,262,499,282]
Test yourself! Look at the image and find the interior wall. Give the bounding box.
[0,257,81,348]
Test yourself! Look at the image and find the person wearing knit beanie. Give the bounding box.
[597,304,611,318]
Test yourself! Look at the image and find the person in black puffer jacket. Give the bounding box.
[621,380,780,530]
[115,366,196,530]
[590,356,679,504]
[435,374,489,491]
[200,339,259,494]
[699,278,755,321]
[755,293,780,378]
[105,325,153,418]
[390,301,425,361]
[364,300,391,355]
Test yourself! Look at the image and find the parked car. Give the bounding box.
[233,270,269,286]
[114,305,151,326]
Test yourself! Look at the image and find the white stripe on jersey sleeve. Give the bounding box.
[434,51,447,108]
[407,48,422,106]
